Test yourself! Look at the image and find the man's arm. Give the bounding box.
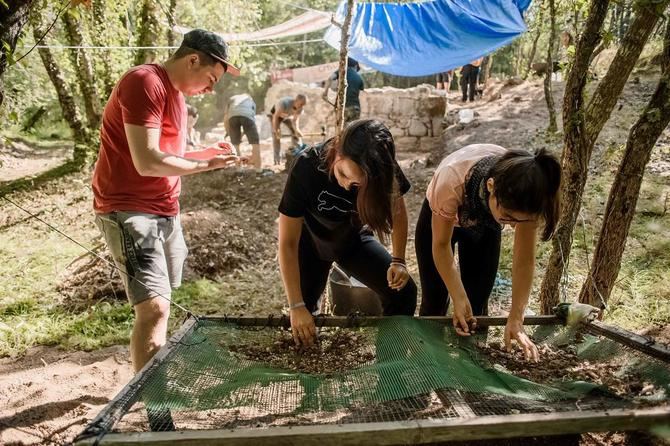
[125,124,237,177]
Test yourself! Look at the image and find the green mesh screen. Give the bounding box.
[103,317,669,433]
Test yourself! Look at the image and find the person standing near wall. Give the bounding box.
[225,93,261,168]
[461,58,483,102]
[323,57,365,123]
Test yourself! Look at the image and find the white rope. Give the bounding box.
[285,2,330,15]
[17,39,325,51]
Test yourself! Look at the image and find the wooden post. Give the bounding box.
[335,0,355,135]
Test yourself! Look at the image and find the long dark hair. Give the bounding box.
[489,148,561,241]
[326,119,399,240]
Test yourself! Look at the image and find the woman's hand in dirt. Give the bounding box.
[452,297,477,336]
[387,263,409,290]
[505,318,539,362]
[290,306,316,347]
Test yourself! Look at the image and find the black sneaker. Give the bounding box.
[147,407,176,431]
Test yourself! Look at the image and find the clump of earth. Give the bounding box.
[227,328,375,375]
[478,342,661,400]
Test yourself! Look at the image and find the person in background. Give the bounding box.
[435,70,453,91]
[415,144,561,362]
[322,57,365,123]
[186,105,200,150]
[461,58,483,102]
[225,93,261,168]
[270,94,307,165]
[278,119,417,347]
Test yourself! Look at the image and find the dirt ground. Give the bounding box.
[0,138,72,182]
[1,78,668,445]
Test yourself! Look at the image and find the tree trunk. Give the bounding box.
[539,0,610,314]
[524,2,545,80]
[0,0,35,108]
[33,26,89,148]
[166,0,177,47]
[335,0,355,134]
[579,20,670,307]
[62,9,101,129]
[480,55,492,84]
[622,3,633,39]
[484,53,493,85]
[544,0,558,133]
[539,0,668,313]
[134,0,161,66]
[91,0,115,98]
[585,1,668,148]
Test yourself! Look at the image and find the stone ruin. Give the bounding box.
[203,81,448,154]
[263,80,446,152]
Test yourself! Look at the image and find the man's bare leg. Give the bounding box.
[131,296,171,372]
[251,143,261,168]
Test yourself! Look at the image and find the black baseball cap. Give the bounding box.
[181,29,240,76]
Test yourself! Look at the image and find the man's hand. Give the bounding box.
[208,155,240,169]
[290,306,316,347]
[387,264,409,291]
[216,141,235,154]
[504,317,539,362]
[183,146,233,160]
[452,297,477,336]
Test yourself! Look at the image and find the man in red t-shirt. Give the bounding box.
[92,29,241,380]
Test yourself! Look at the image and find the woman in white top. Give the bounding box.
[415,144,561,361]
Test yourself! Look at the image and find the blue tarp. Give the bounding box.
[323,0,529,77]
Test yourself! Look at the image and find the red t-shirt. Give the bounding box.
[92,64,186,216]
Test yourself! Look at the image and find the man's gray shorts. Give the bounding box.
[95,212,188,305]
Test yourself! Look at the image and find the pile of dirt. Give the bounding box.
[181,209,271,279]
[478,342,659,400]
[57,248,125,304]
[226,328,375,375]
[55,168,284,300]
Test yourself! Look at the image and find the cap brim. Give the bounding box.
[225,62,241,77]
[210,54,240,76]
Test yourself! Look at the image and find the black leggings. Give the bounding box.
[415,199,500,316]
[461,64,480,102]
[298,229,417,316]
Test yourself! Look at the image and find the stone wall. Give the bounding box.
[264,81,446,151]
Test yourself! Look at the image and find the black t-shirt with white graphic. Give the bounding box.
[278,142,411,261]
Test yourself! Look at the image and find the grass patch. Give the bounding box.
[0,302,133,357]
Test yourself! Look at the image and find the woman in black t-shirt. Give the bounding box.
[278,119,417,346]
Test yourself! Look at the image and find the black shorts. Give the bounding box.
[436,71,451,83]
[228,115,260,145]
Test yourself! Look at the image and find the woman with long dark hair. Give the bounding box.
[415,144,561,361]
[278,119,417,346]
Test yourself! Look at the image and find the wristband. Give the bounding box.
[289,301,306,310]
[391,257,406,265]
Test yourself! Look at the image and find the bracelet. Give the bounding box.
[288,301,306,310]
[391,257,406,265]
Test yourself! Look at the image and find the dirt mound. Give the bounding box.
[57,248,126,305]
[427,78,557,166]
[182,208,271,279]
